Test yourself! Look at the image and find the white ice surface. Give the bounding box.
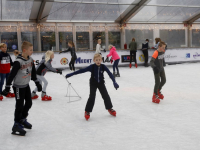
[1,63,200,150]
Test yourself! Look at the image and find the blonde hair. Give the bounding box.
[93,53,102,60]
[45,51,54,63]
[21,41,33,51]
[0,43,6,48]
[13,50,19,56]
[98,39,101,42]
[108,45,113,50]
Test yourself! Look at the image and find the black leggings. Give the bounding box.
[69,57,76,71]
[85,79,113,112]
[154,70,166,94]
[130,51,137,64]
[13,85,32,122]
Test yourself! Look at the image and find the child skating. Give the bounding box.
[107,45,120,77]
[65,53,119,121]
[1,41,42,136]
[0,43,14,101]
[150,41,166,104]
[31,51,62,101]
[59,41,77,71]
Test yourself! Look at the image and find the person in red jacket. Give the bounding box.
[0,43,15,100]
[107,45,120,77]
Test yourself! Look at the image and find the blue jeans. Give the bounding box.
[0,73,10,93]
[113,59,120,73]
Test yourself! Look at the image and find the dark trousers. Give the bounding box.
[130,51,137,64]
[153,70,166,94]
[0,73,10,93]
[113,59,120,73]
[69,58,76,71]
[85,79,113,112]
[142,50,149,65]
[13,85,32,122]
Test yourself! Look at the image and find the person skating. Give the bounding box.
[65,53,119,121]
[129,38,137,68]
[0,43,14,101]
[59,41,77,71]
[142,39,149,67]
[95,39,106,54]
[107,45,120,77]
[150,41,166,104]
[1,41,42,136]
[31,51,62,101]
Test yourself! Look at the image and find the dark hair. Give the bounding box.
[146,39,149,42]
[132,38,135,41]
[68,41,75,48]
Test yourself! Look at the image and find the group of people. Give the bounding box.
[0,37,166,136]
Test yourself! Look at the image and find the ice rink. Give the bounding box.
[1,63,200,150]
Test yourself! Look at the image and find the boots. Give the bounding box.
[20,118,32,129]
[12,122,26,136]
[0,94,3,101]
[41,91,52,101]
[85,111,90,121]
[135,63,138,68]
[129,64,132,68]
[108,108,116,116]
[152,93,160,104]
[31,91,38,99]
[158,89,164,99]
[116,72,120,77]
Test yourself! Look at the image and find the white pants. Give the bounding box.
[34,75,48,92]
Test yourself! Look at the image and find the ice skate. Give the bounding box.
[152,93,160,104]
[11,122,26,136]
[0,94,3,101]
[135,63,138,68]
[158,90,164,99]
[20,119,32,129]
[85,111,90,121]
[113,72,116,78]
[108,108,116,116]
[6,92,15,98]
[116,72,120,77]
[129,64,132,68]
[41,92,52,101]
[31,91,38,99]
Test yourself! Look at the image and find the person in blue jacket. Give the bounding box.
[65,53,119,121]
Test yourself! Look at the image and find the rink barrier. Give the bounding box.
[9,48,200,68]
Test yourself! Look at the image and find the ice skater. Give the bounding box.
[150,41,166,104]
[106,45,120,77]
[65,53,119,121]
[129,38,138,68]
[1,41,42,136]
[31,51,62,101]
[0,43,14,101]
[95,39,106,54]
[59,41,77,71]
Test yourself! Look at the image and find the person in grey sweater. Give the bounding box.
[129,38,138,68]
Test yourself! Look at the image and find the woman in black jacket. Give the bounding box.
[59,41,77,71]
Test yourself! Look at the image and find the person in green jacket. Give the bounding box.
[129,38,137,68]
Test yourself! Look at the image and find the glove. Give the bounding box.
[153,67,159,74]
[1,86,10,96]
[35,81,42,92]
[113,82,119,90]
[110,58,113,64]
[57,69,62,75]
[104,49,106,52]
[65,74,72,79]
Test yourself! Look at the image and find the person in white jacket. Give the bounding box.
[95,39,106,54]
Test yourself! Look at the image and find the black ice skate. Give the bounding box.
[20,119,32,129]
[12,122,26,136]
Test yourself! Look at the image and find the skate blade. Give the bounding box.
[24,126,32,129]
[11,131,26,136]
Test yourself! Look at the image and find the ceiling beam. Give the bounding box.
[116,0,149,24]
[184,13,200,24]
[36,0,54,23]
